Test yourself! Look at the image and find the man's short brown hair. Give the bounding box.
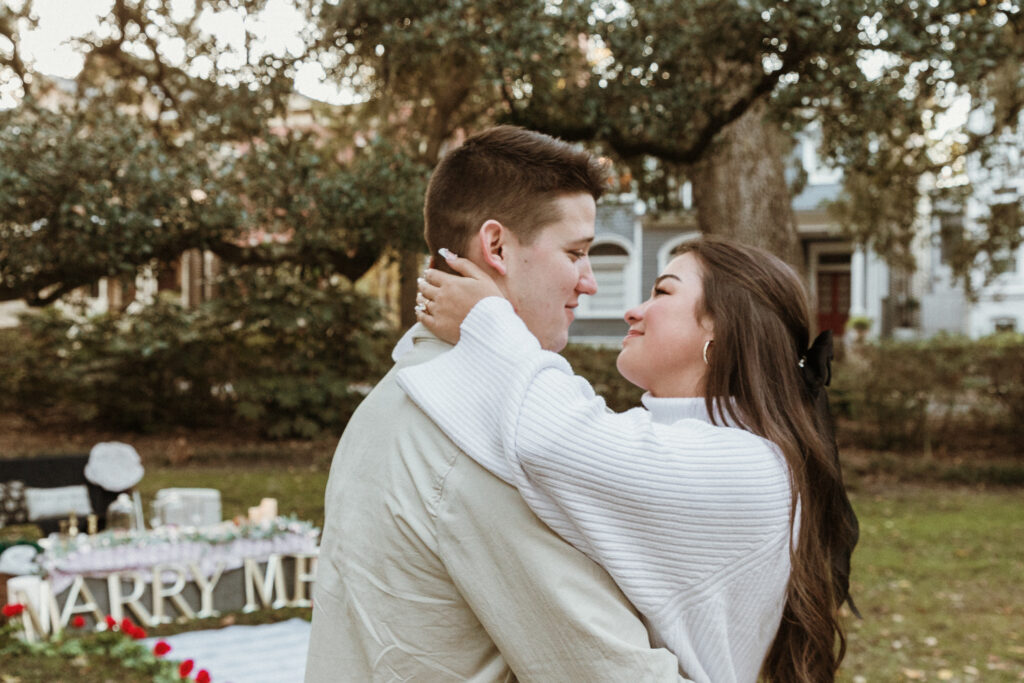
[424,126,609,257]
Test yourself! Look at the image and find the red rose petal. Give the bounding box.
[2,603,25,618]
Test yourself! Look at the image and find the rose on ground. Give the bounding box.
[121,623,146,639]
[2,603,25,618]
[154,640,172,656]
[196,669,212,683]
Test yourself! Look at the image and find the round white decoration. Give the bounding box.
[84,442,145,491]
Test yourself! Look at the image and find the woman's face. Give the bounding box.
[616,252,714,397]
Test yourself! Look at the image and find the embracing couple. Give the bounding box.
[305,126,858,683]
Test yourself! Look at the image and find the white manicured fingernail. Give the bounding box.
[438,247,457,260]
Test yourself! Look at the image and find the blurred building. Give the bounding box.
[918,110,1024,338]
[571,119,1024,346]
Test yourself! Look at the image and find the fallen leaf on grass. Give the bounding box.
[988,654,1011,670]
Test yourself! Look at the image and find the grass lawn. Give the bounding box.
[839,486,1024,681]
[4,451,1022,681]
[134,467,1024,681]
[137,463,331,528]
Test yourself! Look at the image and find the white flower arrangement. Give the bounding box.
[40,515,319,563]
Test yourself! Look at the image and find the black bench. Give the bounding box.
[0,454,127,535]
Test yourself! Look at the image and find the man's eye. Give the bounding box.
[570,250,587,259]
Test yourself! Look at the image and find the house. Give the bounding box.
[569,137,891,347]
[918,112,1024,338]
[571,122,1024,346]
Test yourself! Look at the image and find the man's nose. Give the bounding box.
[577,258,597,295]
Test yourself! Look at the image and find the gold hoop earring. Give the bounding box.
[702,340,713,366]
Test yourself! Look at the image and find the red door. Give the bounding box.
[816,272,850,338]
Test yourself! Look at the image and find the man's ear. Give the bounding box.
[477,219,509,275]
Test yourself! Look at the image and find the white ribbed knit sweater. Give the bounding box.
[398,297,794,683]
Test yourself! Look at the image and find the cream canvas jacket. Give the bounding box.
[305,325,683,682]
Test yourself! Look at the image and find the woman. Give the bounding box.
[399,237,859,682]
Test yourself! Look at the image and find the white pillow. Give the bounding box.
[0,544,39,575]
[24,485,93,521]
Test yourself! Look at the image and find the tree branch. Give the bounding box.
[0,10,31,98]
[504,40,810,166]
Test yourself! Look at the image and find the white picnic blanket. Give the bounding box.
[144,618,310,683]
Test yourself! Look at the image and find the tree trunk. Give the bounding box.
[398,251,422,328]
[399,122,455,329]
[690,101,803,272]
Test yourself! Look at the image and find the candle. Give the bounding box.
[259,498,278,519]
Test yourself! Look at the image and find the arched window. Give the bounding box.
[657,232,701,273]
[581,242,632,316]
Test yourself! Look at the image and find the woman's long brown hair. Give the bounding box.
[676,237,859,682]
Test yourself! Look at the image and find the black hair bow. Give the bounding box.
[800,330,833,397]
[801,330,862,618]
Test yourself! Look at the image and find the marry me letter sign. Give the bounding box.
[7,553,317,641]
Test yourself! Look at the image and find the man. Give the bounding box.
[306,127,681,681]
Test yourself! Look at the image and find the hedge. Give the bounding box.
[3,305,1021,452]
[566,335,1024,453]
[0,276,396,439]
[831,333,1024,452]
